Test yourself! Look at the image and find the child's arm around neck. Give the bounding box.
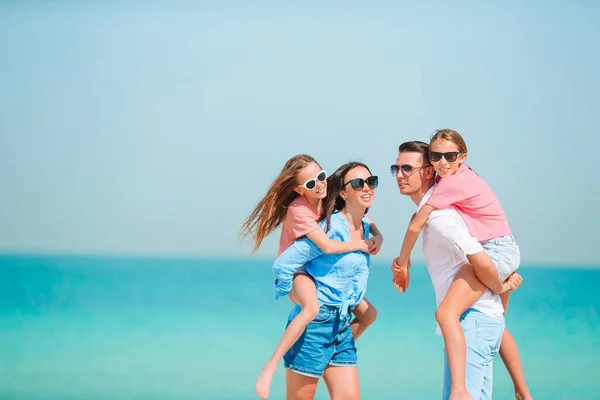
[306,225,369,254]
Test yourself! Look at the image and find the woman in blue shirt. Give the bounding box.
[272,161,378,400]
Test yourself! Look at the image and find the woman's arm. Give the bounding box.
[273,237,323,299]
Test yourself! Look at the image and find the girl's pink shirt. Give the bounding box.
[426,164,512,242]
[278,195,321,256]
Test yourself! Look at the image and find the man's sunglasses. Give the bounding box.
[390,164,427,177]
[298,170,327,190]
[342,176,379,191]
[429,151,463,163]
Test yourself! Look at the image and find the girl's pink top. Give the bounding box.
[426,164,512,242]
[278,195,321,255]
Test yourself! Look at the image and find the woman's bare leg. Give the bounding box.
[323,366,360,400]
[349,297,378,340]
[435,263,487,400]
[256,274,319,399]
[286,369,319,400]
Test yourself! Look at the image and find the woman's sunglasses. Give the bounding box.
[298,170,327,190]
[390,164,426,177]
[342,176,379,191]
[429,151,463,163]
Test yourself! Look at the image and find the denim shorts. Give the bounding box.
[283,304,357,378]
[480,234,521,281]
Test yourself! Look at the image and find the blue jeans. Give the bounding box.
[442,308,505,400]
[283,304,357,378]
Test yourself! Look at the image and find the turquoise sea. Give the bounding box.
[1,255,599,400]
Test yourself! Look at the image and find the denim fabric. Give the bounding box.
[442,308,505,400]
[480,234,520,281]
[283,304,357,378]
[272,212,371,319]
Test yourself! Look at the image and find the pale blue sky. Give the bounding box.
[1,1,598,265]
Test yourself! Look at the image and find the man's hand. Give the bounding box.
[391,256,411,293]
[368,235,384,255]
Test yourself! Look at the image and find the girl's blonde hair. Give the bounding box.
[239,154,320,252]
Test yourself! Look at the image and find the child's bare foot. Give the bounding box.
[449,388,472,400]
[255,361,277,399]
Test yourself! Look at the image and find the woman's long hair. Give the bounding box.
[320,161,372,232]
[239,154,320,253]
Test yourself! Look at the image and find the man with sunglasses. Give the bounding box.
[390,141,522,400]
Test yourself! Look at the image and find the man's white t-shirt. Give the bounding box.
[419,186,504,335]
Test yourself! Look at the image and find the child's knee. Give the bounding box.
[435,305,458,326]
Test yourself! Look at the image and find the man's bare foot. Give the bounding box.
[515,391,533,400]
[449,388,472,400]
[255,361,277,399]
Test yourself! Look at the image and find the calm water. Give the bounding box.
[1,255,599,399]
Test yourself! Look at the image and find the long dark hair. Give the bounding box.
[320,161,372,232]
[239,154,321,252]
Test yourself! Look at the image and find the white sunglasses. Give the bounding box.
[298,170,327,190]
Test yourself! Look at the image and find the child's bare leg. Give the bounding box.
[256,274,319,399]
[500,291,509,314]
[349,297,377,340]
[435,263,487,400]
[498,292,533,400]
[467,251,506,294]
[500,329,533,400]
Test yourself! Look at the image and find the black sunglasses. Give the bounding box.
[390,164,427,177]
[429,151,463,163]
[297,170,327,190]
[342,176,378,191]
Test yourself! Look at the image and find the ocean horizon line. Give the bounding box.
[0,252,598,270]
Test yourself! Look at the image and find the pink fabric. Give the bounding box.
[278,195,321,255]
[426,164,511,241]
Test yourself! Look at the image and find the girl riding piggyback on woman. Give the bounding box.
[240,154,382,399]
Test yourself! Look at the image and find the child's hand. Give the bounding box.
[368,235,384,255]
[504,273,523,292]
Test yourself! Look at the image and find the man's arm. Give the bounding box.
[273,237,323,299]
[466,252,507,294]
[426,214,509,294]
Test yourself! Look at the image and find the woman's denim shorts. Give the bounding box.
[480,234,521,281]
[283,304,357,378]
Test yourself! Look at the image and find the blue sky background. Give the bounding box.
[1,1,598,266]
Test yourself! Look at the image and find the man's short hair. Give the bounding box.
[398,141,431,167]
